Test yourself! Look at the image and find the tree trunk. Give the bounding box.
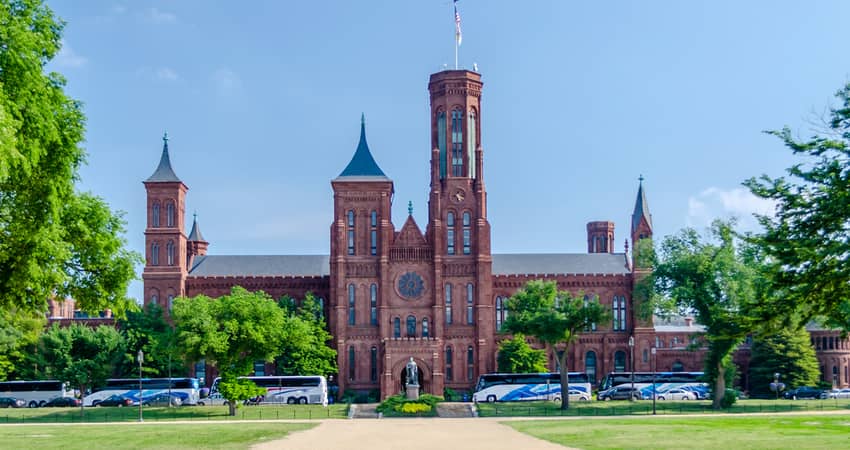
[558,346,571,410]
[712,360,725,410]
[79,384,85,418]
[228,399,237,416]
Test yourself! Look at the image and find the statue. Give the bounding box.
[405,357,419,386]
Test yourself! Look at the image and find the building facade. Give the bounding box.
[141,69,850,397]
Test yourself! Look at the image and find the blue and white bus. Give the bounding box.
[83,378,201,407]
[472,372,592,403]
[599,372,708,399]
[205,376,328,406]
[0,380,75,408]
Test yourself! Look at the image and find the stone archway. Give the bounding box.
[399,366,425,394]
[390,356,432,396]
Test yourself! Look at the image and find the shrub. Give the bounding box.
[397,403,431,414]
[376,394,443,415]
[720,388,737,408]
[444,387,458,401]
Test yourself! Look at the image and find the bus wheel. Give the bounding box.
[197,401,204,406]
[298,397,308,405]
[28,401,38,408]
[287,397,297,405]
[38,401,47,407]
[117,404,123,408]
[486,395,497,403]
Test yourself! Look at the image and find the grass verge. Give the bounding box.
[0,404,348,423]
[506,414,850,450]
[0,422,315,450]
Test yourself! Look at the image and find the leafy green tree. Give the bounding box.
[275,293,337,377]
[748,327,819,398]
[0,308,44,380]
[504,280,609,410]
[172,286,287,415]
[744,82,850,330]
[35,324,125,414]
[497,334,547,374]
[0,0,141,315]
[117,303,184,379]
[649,220,760,409]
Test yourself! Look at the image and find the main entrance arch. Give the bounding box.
[388,356,432,397]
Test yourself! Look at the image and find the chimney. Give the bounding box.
[684,317,693,327]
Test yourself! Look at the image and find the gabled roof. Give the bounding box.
[146,133,181,183]
[188,255,330,277]
[336,115,389,180]
[492,253,631,275]
[187,214,206,242]
[631,176,652,233]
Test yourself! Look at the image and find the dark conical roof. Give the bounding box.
[146,132,181,182]
[631,175,653,233]
[187,213,206,242]
[337,115,389,180]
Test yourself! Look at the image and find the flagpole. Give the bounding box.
[455,39,458,70]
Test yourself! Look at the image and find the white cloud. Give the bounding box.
[146,7,177,24]
[155,67,179,81]
[211,68,242,94]
[54,41,87,68]
[686,187,775,231]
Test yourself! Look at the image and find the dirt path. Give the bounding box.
[251,418,573,450]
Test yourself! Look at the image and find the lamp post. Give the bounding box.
[137,349,144,422]
[651,347,657,415]
[628,336,635,402]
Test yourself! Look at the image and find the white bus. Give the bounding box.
[83,378,201,407]
[205,376,328,406]
[0,380,75,408]
[473,372,593,403]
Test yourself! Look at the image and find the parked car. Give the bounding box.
[598,386,641,401]
[553,389,591,402]
[826,388,850,399]
[0,397,26,408]
[93,395,133,407]
[783,386,825,400]
[142,393,182,407]
[656,388,696,401]
[43,397,81,407]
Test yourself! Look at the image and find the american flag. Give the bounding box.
[454,0,462,46]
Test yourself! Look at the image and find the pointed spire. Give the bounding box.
[337,115,389,179]
[408,201,413,216]
[631,174,652,233]
[146,131,181,182]
[187,211,206,242]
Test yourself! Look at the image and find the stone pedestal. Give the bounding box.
[405,384,420,400]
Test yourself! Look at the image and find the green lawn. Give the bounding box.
[0,404,348,423]
[477,398,850,417]
[506,414,850,450]
[0,422,315,450]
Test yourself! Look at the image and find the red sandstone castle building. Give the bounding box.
[141,69,850,397]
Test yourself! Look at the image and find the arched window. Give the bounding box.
[393,317,401,338]
[348,284,356,325]
[583,295,597,331]
[422,318,429,338]
[467,109,477,179]
[370,284,378,326]
[347,210,355,255]
[445,347,453,381]
[167,295,174,311]
[370,347,378,382]
[829,337,834,350]
[437,110,447,179]
[151,294,159,305]
[406,315,416,337]
[451,109,464,176]
[348,347,356,381]
[317,297,325,320]
[152,202,161,227]
[445,284,453,324]
[467,346,474,381]
[370,211,378,255]
[166,202,175,227]
[613,295,627,331]
[614,351,626,372]
[833,366,839,385]
[166,240,175,266]
[642,349,649,363]
[447,212,455,255]
[151,243,160,266]
[462,212,471,254]
[495,296,503,331]
[466,283,474,324]
[671,360,684,372]
[585,351,597,385]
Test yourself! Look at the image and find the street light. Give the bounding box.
[651,347,657,415]
[628,336,635,402]
[137,349,144,422]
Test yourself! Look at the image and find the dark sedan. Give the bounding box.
[43,397,81,407]
[597,386,642,401]
[93,395,133,407]
[0,397,25,408]
[783,386,825,400]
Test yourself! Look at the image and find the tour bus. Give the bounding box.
[82,378,201,407]
[205,375,328,406]
[472,372,592,403]
[0,380,75,408]
[598,372,708,399]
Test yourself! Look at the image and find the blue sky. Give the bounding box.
[46,1,850,302]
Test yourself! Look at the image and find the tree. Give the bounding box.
[275,293,337,377]
[497,334,547,374]
[504,280,609,409]
[171,286,287,415]
[648,220,760,409]
[117,303,183,379]
[748,327,819,398]
[0,308,44,380]
[35,324,125,414]
[0,0,141,315]
[744,82,850,330]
